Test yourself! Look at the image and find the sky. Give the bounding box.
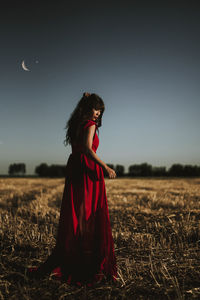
[0,1,200,175]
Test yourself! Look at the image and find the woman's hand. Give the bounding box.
[104,165,117,179]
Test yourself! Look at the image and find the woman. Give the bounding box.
[27,92,118,286]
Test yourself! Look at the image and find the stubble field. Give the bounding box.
[0,177,200,299]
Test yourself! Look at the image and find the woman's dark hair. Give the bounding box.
[63,92,105,146]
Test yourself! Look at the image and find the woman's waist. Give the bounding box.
[71,146,97,155]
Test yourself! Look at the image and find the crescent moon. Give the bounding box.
[21,60,30,71]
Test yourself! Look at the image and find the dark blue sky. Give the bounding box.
[0,1,200,174]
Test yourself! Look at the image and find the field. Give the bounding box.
[0,177,200,299]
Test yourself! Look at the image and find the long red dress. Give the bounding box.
[28,119,118,286]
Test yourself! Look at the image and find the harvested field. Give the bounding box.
[0,177,200,299]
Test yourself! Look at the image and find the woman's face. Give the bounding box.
[90,108,101,121]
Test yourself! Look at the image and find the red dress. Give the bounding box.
[28,119,118,286]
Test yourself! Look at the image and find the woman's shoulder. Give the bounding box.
[83,119,97,130]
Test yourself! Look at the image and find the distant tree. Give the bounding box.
[115,164,125,177]
[197,166,200,176]
[128,162,200,177]
[140,163,152,176]
[8,163,26,176]
[152,166,167,177]
[182,165,194,177]
[129,163,152,177]
[35,163,49,177]
[182,164,200,177]
[35,163,66,177]
[129,164,142,176]
[194,165,200,176]
[48,165,66,177]
[168,164,184,177]
[8,164,14,175]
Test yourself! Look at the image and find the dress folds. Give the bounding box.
[28,119,118,286]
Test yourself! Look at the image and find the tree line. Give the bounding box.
[7,162,200,177]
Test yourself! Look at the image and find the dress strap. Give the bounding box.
[83,120,97,130]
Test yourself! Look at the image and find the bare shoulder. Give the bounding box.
[83,122,96,147]
[85,124,96,136]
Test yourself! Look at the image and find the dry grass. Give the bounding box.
[0,177,200,299]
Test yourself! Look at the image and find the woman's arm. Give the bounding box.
[83,125,116,179]
[83,125,106,169]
